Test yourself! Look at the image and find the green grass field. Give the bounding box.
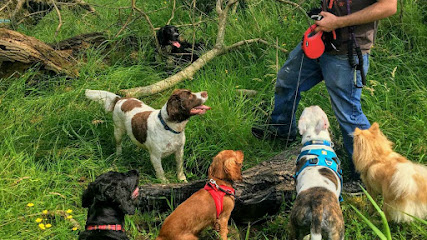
[1,0,426,239]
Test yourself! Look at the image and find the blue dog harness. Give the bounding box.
[294,140,344,202]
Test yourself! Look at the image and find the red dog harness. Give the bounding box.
[204,179,235,219]
[86,224,124,231]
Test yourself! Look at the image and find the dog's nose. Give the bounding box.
[201,91,208,98]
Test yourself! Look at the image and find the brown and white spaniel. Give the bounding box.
[85,89,210,182]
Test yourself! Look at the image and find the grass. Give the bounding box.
[0,0,426,239]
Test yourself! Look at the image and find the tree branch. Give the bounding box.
[52,0,63,37]
[0,0,13,13]
[166,0,176,25]
[120,38,286,97]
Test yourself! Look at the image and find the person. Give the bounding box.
[252,0,397,181]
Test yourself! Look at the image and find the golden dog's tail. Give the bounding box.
[85,89,120,112]
[390,160,423,199]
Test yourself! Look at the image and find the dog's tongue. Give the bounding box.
[171,41,181,48]
[190,105,211,115]
[131,187,139,199]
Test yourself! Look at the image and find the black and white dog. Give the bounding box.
[79,170,140,240]
[156,25,204,63]
[289,106,344,240]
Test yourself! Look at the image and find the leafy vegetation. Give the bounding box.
[0,0,426,239]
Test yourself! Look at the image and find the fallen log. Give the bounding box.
[138,148,300,224]
[0,28,78,78]
[49,32,107,57]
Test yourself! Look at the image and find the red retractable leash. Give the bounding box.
[302,0,337,59]
[302,24,325,59]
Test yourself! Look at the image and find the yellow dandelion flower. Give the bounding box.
[35,218,43,223]
[45,224,52,228]
[38,223,46,230]
[66,209,73,214]
[27,203,34,207]
[42,210,48,214]
[72,227,78,231]
[67,215,73,219]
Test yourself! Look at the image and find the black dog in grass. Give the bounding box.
[156,25,205,64]
[79,170,140,240]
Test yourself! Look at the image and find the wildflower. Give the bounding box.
[67,215,73,219]
[38,223,46,230]
[35,218,43,223]
[42,210,48,214]
[72,227,78,231]
[27,203,34,207]
[225,69,228,74]
[66,209,73,214]
[45,224,52,228]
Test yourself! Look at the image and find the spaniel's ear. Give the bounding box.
[81,182,96,208]
[235,150,244,163]
[115,179,138,215]
[223,157,235,175]
[208,153,226,179]
[156,27,165,46]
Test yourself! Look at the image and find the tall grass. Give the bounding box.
[1,0,426,239]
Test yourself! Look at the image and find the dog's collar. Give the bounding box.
[294,145,344,202]
[86,224,124,232]
[204,179,235,219]
[303,140,333,148]
[158,110,181,134]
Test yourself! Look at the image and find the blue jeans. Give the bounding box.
[271,43,371,160]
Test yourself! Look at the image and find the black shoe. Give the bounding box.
[251,125,296,142]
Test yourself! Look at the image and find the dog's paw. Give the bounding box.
[178,174,187,182]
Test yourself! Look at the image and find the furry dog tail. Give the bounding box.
[310,208,323,240]
[85,89,120,112]
[390,161,422,199]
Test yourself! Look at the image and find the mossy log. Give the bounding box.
[0,28,79,78]
[138,150,300,224]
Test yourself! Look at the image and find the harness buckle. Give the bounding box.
[209,179,219,189]
[325,159,333,166]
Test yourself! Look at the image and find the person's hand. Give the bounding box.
[314,11,342,32]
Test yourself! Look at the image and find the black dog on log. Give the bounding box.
[79,170,140,240]
[156,25,204,64]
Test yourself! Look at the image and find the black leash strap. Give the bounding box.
[346,0,366,88]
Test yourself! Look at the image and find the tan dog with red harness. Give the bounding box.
[156,150,244,240]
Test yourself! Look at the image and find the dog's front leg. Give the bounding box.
[217,219,229,240]
[175,146,187,182]
[150,153,168,183]
[217,211,232,240]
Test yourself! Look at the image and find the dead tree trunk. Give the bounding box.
[0,28,78,78]
[138,150,299,224]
